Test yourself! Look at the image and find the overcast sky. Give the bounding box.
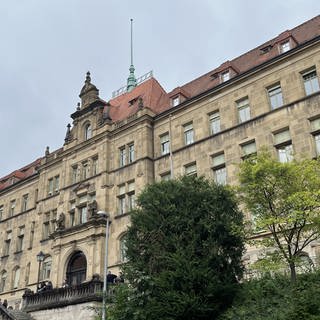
[0,1,319,178]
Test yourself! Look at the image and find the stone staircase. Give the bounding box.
[0,305,33,320]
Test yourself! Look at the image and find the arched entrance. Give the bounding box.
[66,251,87,286]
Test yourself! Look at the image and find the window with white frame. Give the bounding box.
[185,162,197,176]
[172,96,180,107]
[9,199,16,217]
[268,84,283,109]
[183,123,194,145]
[160,172,171,181]
[84,123,92,140]
[274,129,293,163]
[3,231,12,256]
[127,181,136,211]
[237,97,251,123]
[221,70,230,82]
[118,184,126,215]
[209,112,220,134]
[302,68,320,96]
[128,144,135,163]
[41,256,52,281]
[310,118,320,156]
[48,176,59,195]
[119,147,126,167]
[212,153,227,185]
[241,141,257,159]
[71,165,78,184]
[160,133,170,155]
[280,41,290,53]
[21,194,29,212]
[16,227,25,252]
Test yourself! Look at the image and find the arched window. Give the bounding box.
[12,267,20,289]
[41,256,52,281]
[84,123,92,140]
[119,235,128,263]
[66,251,87,286]
[0,271,7,293]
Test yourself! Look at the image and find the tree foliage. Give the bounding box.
[239,151,320,282]
[108,175,245,320]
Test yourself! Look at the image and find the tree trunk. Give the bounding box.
[289,262,297,284]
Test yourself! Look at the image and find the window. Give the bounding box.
[237,97,250,123]
[43,213,50,239]
[184,123,194,145]
[25,263,30,285]
[119,147,126,167]
[92,158,98,175]
[12,267,20,289]
[79,206,87,224]
[185,162,197,176]
[41,256,52,281]
[314,134,320,156]
[160,133,170,155]
[0,205,3,220]
[302,68,320,95]
[21,194,29,212]
[3,231,12,256]
[9,200,16,217]
[119,235,128,262]
[280,41,290,53]
[209,112,220,134]
[128,144,135,163]
[128,181,136,211]
[268,84,283,109]
[160,172,171,181]
[29,222,35,249]
[274,129,293,163]
[172,96,180,107]
[241,141,257,159]
[82,162,89,180]
[84,123,92,140]
[0,271,7,293]
[221,71,230,82]
[72,166,78,184]
[48,176,59,195]
[118,184,126,215]
[16,227,25,252]
[212,153,227,185]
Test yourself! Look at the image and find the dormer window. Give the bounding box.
[172,96,180,107]
[221,71,230,82]
[84,123,92,140]
[280,41,290,53]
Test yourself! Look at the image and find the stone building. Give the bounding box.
[0,15,320,319]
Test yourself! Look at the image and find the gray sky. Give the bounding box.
[0,1,319,178]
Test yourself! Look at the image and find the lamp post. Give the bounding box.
[36,251,45,292]
[97,210,110,320]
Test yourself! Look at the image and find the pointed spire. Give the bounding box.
[127,18,137,92]
[85,71,91,84]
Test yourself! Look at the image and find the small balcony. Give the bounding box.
[22,278,103,313]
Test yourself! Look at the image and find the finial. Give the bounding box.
[127,18,137,92]
[85,71,91,84]
[77,102,81,110]
[64,124,72,144]
[45,146,50,157]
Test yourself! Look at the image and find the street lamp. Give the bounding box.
[36,251,45,292]
[97,210,110,320]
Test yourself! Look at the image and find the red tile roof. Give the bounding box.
[108,77,170,121]
[1,15,319,188]
[0,158,41,191]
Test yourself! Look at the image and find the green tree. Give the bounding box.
[239,152,320,282]
[108,175,245,320]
